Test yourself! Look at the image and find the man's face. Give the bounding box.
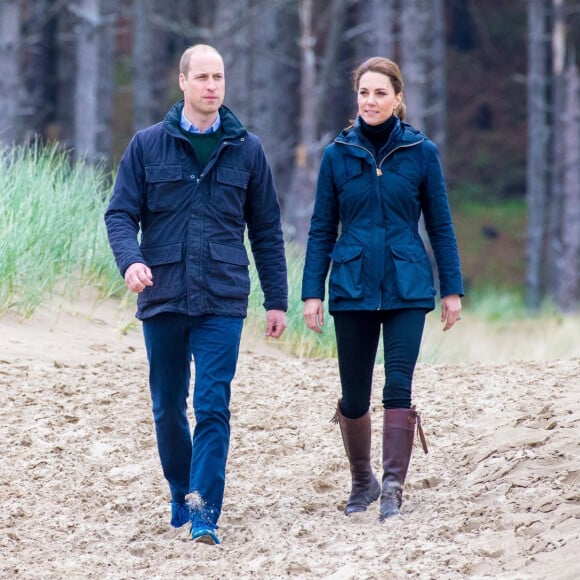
[179,52,225,118]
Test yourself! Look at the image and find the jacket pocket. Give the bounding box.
[215,166,249,217]
[391,244,436,301]
[208,242,251,298]
[329,245,364,299]
[335,157,363,190]
[140,242,185,303]
[145,163,186,212]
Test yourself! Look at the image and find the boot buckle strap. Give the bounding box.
[416,413,428,454]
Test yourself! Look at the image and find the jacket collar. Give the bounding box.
[163,101,247,141]
[336,116,425,151]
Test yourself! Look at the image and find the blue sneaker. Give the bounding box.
[190,521,220,545]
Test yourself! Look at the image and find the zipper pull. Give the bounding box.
[376,167,382,176]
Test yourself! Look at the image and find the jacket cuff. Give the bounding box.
[263,298,288,312]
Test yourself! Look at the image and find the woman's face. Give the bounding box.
[357,71,402,126]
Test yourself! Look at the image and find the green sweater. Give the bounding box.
[179,126,223,170]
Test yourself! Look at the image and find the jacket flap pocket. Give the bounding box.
[145,164,182,183]
[335,157,363,188]
[330,245,363,264]
[391,244,420,262]
[342,156,363,177]
[216,166,250,189]
[142,243,183,266]
[209,242,250,266]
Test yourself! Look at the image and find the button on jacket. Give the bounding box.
[105,101,288,320]
[301,117,463,313]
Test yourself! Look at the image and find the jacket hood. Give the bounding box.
[163,100,247,141]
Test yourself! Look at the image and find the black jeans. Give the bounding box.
[333,309,427,419]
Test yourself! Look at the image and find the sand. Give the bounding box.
[1,295,578,580]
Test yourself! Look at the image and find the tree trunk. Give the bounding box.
[73,0,115,164]
[133,0,170,131]
[400,0,430,130]
[55,4,76,149]
[247,1,297,197]
[369,0,396,59]
[428,0,446,163]
[21,0,57,143]
[286,0,320,245]
[526,0,551,311]
[557,61,580,311]
[0,0,21,145]
[74,0,99,162]
[97,0,116,164]
[548,0,565,303]
[317,0,349,139]
[448,0,474,51]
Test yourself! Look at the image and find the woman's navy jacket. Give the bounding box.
[105,101,288,320]
[301,117,463,313]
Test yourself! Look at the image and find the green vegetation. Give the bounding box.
[246,241,337,359]
[1,144,578,363]
[451,198,527,292]
[0,143,126,317]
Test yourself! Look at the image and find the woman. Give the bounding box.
[301,57,463,522]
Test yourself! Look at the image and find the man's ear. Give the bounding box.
[178,73,187,91]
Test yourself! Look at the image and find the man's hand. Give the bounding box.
[265,310,287,339]
[303,298,324,334]
[124,262,153,293]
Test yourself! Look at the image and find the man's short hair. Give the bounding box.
[179,44,223,76]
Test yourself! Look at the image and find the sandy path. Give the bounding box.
[1,298,578,579]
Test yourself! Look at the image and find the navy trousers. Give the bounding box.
[332,309,427,418]
[142,312,244,527]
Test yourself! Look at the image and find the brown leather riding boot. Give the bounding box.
[333,400,381,516]
[380,406,428,522]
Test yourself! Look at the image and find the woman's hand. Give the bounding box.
[441,294,462,331]
[303,298,324,334]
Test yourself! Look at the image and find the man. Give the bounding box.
[105,44,288,545]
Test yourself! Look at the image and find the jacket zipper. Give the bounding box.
[377,140,424,174]
[336,138,424,176]
[196,140,231,184]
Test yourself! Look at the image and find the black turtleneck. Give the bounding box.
[359,115,396,156]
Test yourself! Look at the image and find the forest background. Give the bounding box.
[1,0,580,316]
